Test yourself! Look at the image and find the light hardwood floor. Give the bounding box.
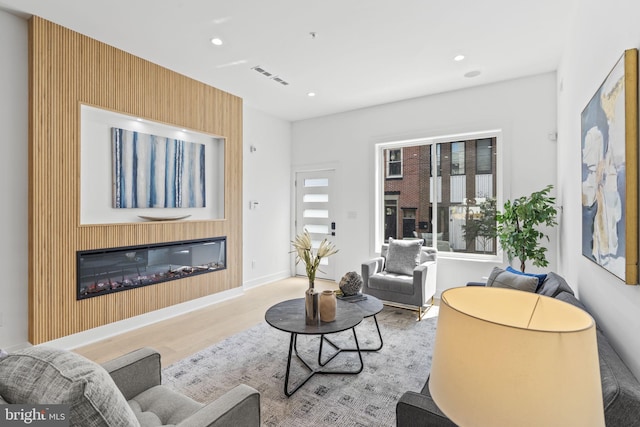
[74,277,339,366]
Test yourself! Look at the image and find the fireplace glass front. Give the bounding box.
[77,237,226,299]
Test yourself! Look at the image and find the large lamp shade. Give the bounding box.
[429,286,604,427]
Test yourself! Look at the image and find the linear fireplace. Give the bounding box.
[77,237,226,300]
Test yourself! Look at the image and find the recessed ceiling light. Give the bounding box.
[210,38,223,46]
[307,92,316,97]
[464,70,482,78]
[136,118,143,122]
[454,55,465,61]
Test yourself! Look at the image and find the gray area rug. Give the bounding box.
[163,306,438,427]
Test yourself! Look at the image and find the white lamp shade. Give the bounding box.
[429,286,604,427]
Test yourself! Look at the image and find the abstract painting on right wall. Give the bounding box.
[581,48,638,285]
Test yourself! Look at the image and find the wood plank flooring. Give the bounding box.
[74,277,338,366]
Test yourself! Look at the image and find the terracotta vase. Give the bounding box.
[319,290,337,322]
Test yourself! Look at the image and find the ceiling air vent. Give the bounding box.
[251,65,290,86]
[252,66,273,77]
[272,76,289,86]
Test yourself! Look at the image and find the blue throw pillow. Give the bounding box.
[506,266,547,291]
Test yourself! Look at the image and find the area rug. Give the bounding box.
[163,306,439,427]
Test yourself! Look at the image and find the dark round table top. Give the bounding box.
[265,298,363,335]
[350,294,383,318]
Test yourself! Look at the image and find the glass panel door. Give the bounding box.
[295,170,337,280]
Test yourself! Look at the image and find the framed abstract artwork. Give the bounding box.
[112,127,206,209]
[581,48,638,284]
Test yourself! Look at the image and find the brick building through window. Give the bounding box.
[383,137,497,254]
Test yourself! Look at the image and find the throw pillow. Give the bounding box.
[505,266,547,292]
[537,272,575,297]
[0,346,139,426]
[486,266,538,293]
[385,238,423,276]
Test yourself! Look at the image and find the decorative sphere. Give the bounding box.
[339,271,363,296]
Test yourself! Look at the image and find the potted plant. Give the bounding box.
[291,230,338,324]
[495,185,557,272]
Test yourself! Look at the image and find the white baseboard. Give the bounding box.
[243,270,290,289]
[41,287,244,351]
[10,274,294,352]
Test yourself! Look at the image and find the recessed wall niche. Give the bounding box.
[80,105,225,224]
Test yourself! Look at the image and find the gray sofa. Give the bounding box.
[396,271,640,426]
[0,346,260,427]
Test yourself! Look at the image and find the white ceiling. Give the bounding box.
[0,0,576,122]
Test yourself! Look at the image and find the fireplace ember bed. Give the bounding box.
[77,237,226,300]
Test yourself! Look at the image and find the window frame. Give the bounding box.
[374,130,503,262]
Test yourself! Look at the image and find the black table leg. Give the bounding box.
[319,315,383,366]
[284,328,364,397]
[284,333,316,397]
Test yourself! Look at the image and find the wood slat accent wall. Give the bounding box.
[28,17,243,344]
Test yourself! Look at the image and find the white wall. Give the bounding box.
[557,0,640,380]
[0,9,28,350]
[242,106,292,287]
[291,73,558,294]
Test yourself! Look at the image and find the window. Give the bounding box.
[476,138,493,174]
[450,142,465,175]
[386,149,402,178]
[376,131,500,258]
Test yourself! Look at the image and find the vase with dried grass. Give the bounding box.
[291,230,338,325]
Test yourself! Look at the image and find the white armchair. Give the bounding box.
[361,240,437,320]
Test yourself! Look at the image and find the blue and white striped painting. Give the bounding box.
[112,128,206,208]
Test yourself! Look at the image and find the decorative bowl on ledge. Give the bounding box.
[138,214,192,222]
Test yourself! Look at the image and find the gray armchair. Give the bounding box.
[0,346,260,427]
[104,347,261,427]
[362,242,437,320]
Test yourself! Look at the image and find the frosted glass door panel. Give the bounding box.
[304,209,329,218]
[303,194,329,203]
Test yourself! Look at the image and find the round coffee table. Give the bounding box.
[265,297,365,397]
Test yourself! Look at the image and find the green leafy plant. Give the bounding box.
[462,198,497,254]
[496,185,557,272]
[291,230,338,286]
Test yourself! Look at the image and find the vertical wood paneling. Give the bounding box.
[28,17,243,344]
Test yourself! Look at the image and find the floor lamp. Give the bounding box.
[429,286,604,427]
